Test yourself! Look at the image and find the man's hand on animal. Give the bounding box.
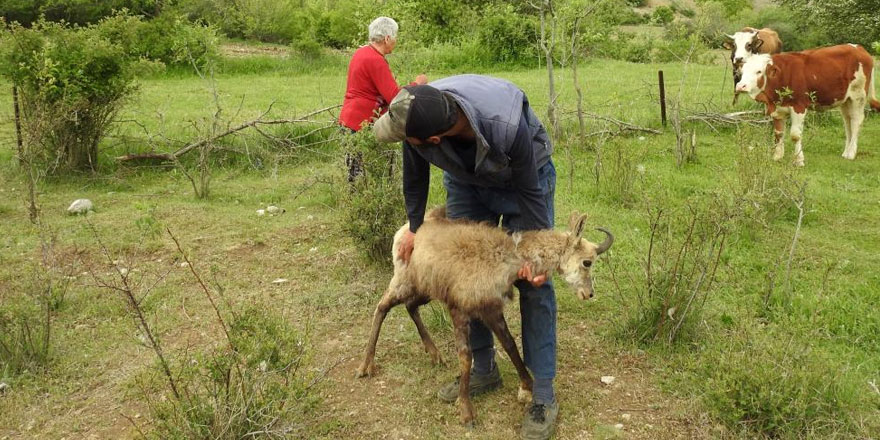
[397,229,416,263]
[518,262,548,287]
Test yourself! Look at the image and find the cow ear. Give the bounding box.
[752,38,764,51]
[766,64,780,79]
[722,40,733,50]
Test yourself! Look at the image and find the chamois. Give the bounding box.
[357,207,613,426]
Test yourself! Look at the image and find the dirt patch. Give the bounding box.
[220,43,289,58]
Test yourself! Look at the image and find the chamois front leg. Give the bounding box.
[451,308,475,427]
[484,309,533,403]
[357,278,407,378]
[406,299,443,365]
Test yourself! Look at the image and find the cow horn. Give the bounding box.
[595,228,614,255]
[725,33,735,39]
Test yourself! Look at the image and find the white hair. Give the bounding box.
[368,17,398,43]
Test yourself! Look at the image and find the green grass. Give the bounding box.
[1,52,879,438]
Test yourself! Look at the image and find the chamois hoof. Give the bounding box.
[462,419,475,430]
[356,362,377,378]
[428,350,445,366]
[517,386,533,403]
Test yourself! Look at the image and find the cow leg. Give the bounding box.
[483,309,534,403]
[772,117,786,161]
[843,99,865,160]
[789,110,806,167]
[357,276,409,377]
[406,298,444,365]
[451,308,475,427]
[840,105,853,152]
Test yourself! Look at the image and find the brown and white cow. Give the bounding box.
[724,27,782,103]
[735,44,880,166]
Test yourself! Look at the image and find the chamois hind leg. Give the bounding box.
[357,276,409,378]
[483,308,533,403]
[451,307,475,427]
[406,298,444,365]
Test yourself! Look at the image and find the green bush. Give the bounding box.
[1,0,158,26]
[651,6,675,25]
[339,128,406,263]
[477,4,538,64]
[690,331,879,438]
[96,12,219,68]
[149,307,312,439]
[0,19,137,172]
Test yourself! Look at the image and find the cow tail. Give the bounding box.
[871,64,880,111]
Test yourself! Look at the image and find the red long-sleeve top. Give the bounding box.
[339,45,406,131]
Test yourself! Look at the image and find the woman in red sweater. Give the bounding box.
[339,17,427,132]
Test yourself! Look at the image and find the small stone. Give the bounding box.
[258,360,268,372]
[307,215,314,220]
[621,413,631,421]
[179,262,190,268]
[118,268,129,276]
[309,247,317,252]
[614,423,624,430]
[266,205,285,215]
[67,199,94,215]
[600,375,616,385]
[638,136,646,141]
[256,209,266,216]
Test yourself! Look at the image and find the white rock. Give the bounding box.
[272,278,288,284]
[614,423,624,430]
[600,375,616,385]
[306,214,314,220]
[179,262,190,268]
[309,247,317,252]
[638,136,646,141]
[67,199,94,215]
[0,382,8,394]
[621,413,632,421]
[258,360,268,372]
[266,205,285,215]
[256,209,266,216]
[118,267,129,276]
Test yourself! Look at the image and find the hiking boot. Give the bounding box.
[521,399,559,440]
[437,363,502,403]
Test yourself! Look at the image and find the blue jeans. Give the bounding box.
[442,160,557,380]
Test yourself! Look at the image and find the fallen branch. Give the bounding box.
[116,104,341,163]
[685,110,771,131]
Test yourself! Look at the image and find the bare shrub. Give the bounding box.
[612,193,736,344]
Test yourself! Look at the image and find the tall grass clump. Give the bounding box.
[338,128,405,263]
[0,19,137,173]
[684,329,880,438]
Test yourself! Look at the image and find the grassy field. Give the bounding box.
[1,50,879,439]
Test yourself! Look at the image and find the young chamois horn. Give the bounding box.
[357,207,614,426]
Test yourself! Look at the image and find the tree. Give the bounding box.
[776,0,880,49]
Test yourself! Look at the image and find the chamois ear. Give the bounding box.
[766,64,780,79]
[568,212,588,239]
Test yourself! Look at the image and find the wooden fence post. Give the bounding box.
[13,83,24,165]
[658,70,667,127]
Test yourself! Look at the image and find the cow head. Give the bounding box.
[735,54,775,98]
[726,30,764,84]
[558,213,614,300]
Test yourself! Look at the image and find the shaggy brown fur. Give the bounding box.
[357,207,613,426]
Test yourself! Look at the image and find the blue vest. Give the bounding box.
[411,75,553,188]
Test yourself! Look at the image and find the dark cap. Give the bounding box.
[374,85,458,143]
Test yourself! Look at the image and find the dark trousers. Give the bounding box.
[442,160,557,380]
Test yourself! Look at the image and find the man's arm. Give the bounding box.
[508,114,551,231]
[402,142,430,233]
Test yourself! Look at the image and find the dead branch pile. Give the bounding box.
[116,104,341,163]
[685,110,770,131]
